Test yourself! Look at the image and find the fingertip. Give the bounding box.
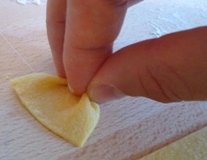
[67,81,85,96]
[88,83,125,103]
[57,69,66,78]
[68,82,75,94]
[63,46,112,97]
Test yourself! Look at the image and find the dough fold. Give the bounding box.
[11,73,100,147]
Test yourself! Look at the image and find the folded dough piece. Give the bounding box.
[11,73,100,147]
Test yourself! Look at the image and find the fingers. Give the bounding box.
[46,0,66,77]
[88,27,207,103]
[128,0,143,7]
[63,0,128,95]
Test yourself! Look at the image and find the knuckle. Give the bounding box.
[145,63,193,102]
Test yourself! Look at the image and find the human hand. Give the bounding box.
[88,27,207,103]
[47,1,207,103]
[47,0,141,95]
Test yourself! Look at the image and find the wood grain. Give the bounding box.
[58,101,207,160]
[140,127,207,160]
[1,1,207,160]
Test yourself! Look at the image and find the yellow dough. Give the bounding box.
[11,73,100,147]
[141,127,207,160]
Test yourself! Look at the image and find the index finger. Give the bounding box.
[46,0,66,77]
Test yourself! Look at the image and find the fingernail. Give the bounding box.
[68,83,74,93]
[89,84,125,103]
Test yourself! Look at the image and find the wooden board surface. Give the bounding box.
[1,1,207,160]
[141,127,207,160]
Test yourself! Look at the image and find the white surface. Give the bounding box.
[114,0,207,51]
[16,0,45,5]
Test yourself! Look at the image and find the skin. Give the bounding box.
[47,0,207,103]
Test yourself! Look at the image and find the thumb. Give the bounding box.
[88,27,207,103]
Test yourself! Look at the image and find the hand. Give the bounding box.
[47,1,207,103]
[46,0,141,95]
[88,26,207,103]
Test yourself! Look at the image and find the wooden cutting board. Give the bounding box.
[1,1,207,160]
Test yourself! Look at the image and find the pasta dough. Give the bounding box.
[11,73,100,147]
